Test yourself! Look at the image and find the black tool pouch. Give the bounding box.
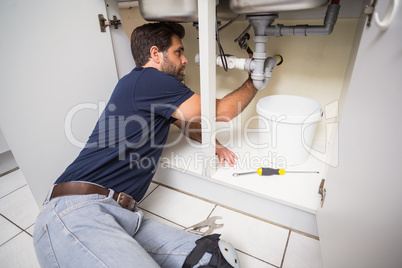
[182,234,237,268]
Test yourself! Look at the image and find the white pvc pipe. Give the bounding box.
[216,56,247,70]
[252,57,277,90]
[214,54,277,90]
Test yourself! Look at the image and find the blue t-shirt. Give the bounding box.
[55,67,194,201]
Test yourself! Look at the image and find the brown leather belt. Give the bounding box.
[50,182,137,212]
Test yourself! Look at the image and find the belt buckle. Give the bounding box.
[117,192,137,212]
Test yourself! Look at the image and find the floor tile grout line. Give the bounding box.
[138,184,160,205]
[152,181,319,240]
[24,223,35,237]
[0,213,30,236]
[206,204,217,219]
[138,207,187,229]
[0,167,20,178]
[236,249,280,268]
[280,230,292,268]
[0,184,28,200]
[0,229,24,247]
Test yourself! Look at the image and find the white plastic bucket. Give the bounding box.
[256,95,323,166]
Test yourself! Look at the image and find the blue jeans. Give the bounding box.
[33,186,211,267]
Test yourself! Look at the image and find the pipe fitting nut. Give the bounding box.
[294,25,308,36]
[265,71,273,78]
[253,35,268,43]
[244,58,253,72]
[251,72,265,81]
[252,52,267,59]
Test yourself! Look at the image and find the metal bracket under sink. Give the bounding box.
[318,178,327,208]
[363,0,377,27]
[98,14,121,33]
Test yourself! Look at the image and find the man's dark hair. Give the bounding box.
[131,22,185,67]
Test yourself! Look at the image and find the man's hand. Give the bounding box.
[173,120,238,167]
[216,140,238,167]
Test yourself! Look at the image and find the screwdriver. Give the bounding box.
[232,167,319,177]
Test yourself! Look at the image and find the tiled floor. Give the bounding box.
[0,168,323,267]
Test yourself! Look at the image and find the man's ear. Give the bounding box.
[149,46,162,64]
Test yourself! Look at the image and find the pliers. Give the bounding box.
[184,216,224,236]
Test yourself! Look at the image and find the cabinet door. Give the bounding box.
[0,0,119,205]
[316,1,402,267]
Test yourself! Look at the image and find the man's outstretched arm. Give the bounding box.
[171,77,258,122]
